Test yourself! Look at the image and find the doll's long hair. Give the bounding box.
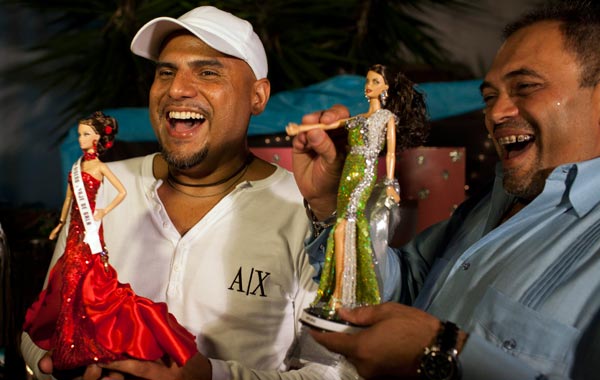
[369,64,429,150]
[79,111,119,156]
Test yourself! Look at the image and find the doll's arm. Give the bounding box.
[385,119,400,203]
[94,163,127,221]
[49,186,73,240]
[286,117,352,136]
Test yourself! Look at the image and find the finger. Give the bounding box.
[308,329,357,357]
[290,132,309,152]
[318,104,350,124]
[82,364,102,380]
[100,360,161,379]
[337,303,406,325]
[105,370,125,380]
[301,110,325,125]
[304,129,338,164]
[38,352,53,374]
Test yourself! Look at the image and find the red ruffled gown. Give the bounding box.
[23,171,198,370]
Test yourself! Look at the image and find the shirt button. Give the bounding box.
[502,339,517,350]
[461,262,471,270]
[163,222,169,228]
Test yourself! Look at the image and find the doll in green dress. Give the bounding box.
[287,65,428,315]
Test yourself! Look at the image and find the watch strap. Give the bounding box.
[418,320,461,380]
[438,321,459,353]
[304,199,336,238]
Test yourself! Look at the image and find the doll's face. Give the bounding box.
[78,123,100,151]
[365,70,388,100]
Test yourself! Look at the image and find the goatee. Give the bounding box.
[161,145,209,170]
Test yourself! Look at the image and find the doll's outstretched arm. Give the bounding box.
[286,117,352,136]
[94,163,127,221]
[385,119,400,203]
[49,186,73,240]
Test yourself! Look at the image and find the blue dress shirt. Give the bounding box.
[307,157,600,379]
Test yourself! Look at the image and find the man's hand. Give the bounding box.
[291,104,349,220]
[308,302,441,379]
[99,353,211,380]
[37,352,117,380]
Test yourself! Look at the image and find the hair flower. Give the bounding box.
[105,125,113,134]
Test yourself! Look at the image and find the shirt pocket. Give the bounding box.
[467,286,579,378]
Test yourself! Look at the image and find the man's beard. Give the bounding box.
[503,164,548,201]
[161,145,209,170]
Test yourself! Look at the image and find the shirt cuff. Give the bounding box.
[304,226,331,282]
[208,358,232,380]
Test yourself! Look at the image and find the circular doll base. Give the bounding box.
[299,307,364,333]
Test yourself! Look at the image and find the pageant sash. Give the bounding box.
[72,157,103,254]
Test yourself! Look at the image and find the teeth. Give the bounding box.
[498,134,532,145]
[169,111,205,120]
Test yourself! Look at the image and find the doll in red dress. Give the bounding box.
[23,111,197,370]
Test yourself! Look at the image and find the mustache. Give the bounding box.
[159,101,210,117]
[493,118,535,134]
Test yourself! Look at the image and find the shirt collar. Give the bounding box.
[494,156,600,218]
[563,157,600,217]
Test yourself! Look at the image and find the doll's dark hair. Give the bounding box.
[79,111,118,156]
[369,64,429,150]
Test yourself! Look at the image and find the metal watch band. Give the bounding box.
[303,199,336,238]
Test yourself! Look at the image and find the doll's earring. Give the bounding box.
[380,90,388,107]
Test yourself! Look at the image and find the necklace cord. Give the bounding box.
[168,154,254,188]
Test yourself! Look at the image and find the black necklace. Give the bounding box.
[167,154,254,188]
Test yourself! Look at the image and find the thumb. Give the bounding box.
[337,303,402,326]
[306,129,338,164]
[39,352,53,374]
[308,329,357,357]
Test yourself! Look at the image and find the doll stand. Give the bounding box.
[299,307,363,333]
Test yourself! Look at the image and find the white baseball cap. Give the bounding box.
[130,6,268,79]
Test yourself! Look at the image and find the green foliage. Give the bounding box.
[2,0,475,138]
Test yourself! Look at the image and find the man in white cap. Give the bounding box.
[21,6,353,380]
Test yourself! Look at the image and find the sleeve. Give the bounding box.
[210,357,357,380]
[20,332,54,380]
[460,334,546,380]
[19,221,68,380]
[390,218,452,305]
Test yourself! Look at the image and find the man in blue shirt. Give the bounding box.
[292,1,600,379]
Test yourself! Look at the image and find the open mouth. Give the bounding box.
[166,111,206,136]
[497,134,535,159]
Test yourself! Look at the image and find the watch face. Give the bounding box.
[420,350,457,380]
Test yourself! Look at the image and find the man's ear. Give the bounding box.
[250,78,271,115]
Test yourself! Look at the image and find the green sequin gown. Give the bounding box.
[314,109,394,311]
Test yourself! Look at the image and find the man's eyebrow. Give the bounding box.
[155,59,225,70]
[155,61,177,70]
[188,58,225,69]
[503,68,545,81]
[479,80,492,94]
[479,68,545,94]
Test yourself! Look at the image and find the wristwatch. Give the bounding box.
[303,199,336,239]
[418,321,462,380]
